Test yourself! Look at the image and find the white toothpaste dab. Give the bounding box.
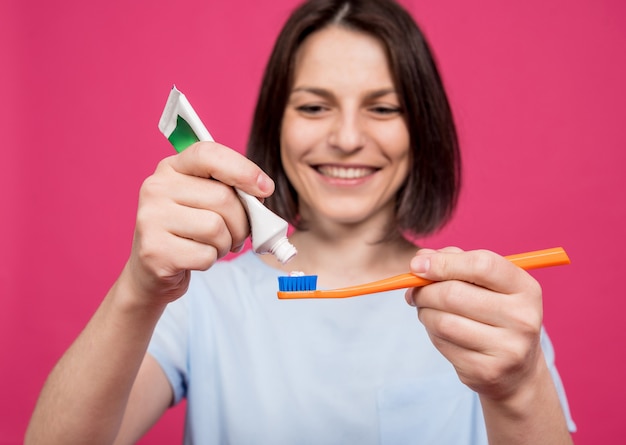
[289,271,306,277]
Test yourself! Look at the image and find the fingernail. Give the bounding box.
[256,174,273,194]
[417,248,436,255]
[404,289,415,307]
[411,256,431,275]
[232,243,245,253]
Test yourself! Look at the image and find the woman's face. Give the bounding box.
[280,26,410,229]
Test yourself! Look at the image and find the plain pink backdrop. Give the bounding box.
[1,0,625,443]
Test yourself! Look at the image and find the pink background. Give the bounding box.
[2,0,625,443]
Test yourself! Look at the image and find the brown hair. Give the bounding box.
[247,0,461,239]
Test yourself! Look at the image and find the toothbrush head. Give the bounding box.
[277,274,318,292]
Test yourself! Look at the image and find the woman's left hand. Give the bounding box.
[404,247,545,402]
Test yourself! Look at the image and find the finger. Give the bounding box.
[410,249,530,294]
[157,235,221,273]
[436,246,464,254]
[405,247,463,306]
[417,306,502,353]
[164,206,235,260]
[167,175,250,251]
[136,226,220,275]
[165,142,275,197]
[417,306,505,387]
[419,329,504,392]
[140,169,250,253]
[411,280,509,327]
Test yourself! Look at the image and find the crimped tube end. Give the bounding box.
[271,237,297,264]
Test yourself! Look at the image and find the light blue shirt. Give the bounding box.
[148,251,575,444]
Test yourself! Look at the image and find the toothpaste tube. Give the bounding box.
[158,85,297,264]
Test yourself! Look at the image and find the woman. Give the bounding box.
[26,0,575,443]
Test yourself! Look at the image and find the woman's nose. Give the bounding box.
[328,113,366,153]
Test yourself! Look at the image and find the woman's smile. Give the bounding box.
[315,164,379,181]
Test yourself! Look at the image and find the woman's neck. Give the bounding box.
[262,223,418,289]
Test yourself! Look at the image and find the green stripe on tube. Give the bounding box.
[168,115,200,153]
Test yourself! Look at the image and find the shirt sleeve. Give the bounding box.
[147,295,190,406]
[541,328,577,432]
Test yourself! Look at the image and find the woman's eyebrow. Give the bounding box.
[291,86,335,99]
[365,88,397,99]
[290,87,397,99]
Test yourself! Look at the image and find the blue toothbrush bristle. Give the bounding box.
[278,275,318,292]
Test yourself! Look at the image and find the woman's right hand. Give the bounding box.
[122,141,275,307]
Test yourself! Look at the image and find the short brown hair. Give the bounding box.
[247,0,461,240]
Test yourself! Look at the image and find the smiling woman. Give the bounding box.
[25,1,575,444]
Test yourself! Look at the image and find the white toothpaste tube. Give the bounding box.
[158,85,297,264]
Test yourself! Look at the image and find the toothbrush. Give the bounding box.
[276,247,570,299]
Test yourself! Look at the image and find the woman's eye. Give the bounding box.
[296,104,327,114]
[370,106,402,115]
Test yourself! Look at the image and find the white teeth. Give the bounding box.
[317,166,374,179]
